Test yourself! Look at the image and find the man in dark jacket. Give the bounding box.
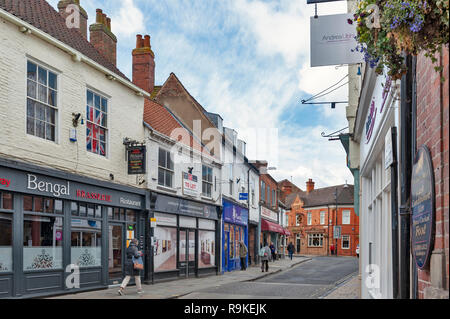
[269,243,276,262]
[118,239,143,295]
[287,242,294,260]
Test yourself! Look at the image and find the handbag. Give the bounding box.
[132,256,144,270]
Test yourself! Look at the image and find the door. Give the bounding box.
[296,234,301,254]
[178,229,196,277]
[108,224,124,283]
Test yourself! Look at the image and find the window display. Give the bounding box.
[154,227,177,272]
[23,215,63,270]
[0,213,12,272]
[71,219,102,267]
[199,230,215,268]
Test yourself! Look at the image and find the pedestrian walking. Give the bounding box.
[287,242,294,260]
[269,243,276,262]
[239,241,248,271]
[259,242,270,272]
[330,244,335,256]
[118,239,144,295]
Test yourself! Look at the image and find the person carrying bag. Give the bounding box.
[118,239,144,295]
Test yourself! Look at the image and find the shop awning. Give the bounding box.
[284,228,291,236]
[261,219,285,234]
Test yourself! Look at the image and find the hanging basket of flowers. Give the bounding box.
[349,0,449,80]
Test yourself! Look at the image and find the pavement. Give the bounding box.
[321,273,361,299]
[49,256,312,299]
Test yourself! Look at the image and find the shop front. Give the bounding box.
[222,199,248,272]
[0,158,147,299]
[150,193,220,282]
[260,206,284,257]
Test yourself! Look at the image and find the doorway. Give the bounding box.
[108,224,124,284]
[296,234,301,254]
[178,229,195,277]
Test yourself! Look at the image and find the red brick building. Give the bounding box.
[414,47,449,299]
[286,179,358,257]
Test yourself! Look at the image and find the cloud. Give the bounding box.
[111,0,144,37]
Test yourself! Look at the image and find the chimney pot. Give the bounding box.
[96,9,103,23]
[136,34,143,48]
[144,35,151,48]
[106,17,111,30]
[306,179,315,193]
[90,9,117,66]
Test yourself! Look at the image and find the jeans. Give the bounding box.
[261,260,269,272]
[240,257,247,270]
[120,275,142,291]
[288,252,293,260]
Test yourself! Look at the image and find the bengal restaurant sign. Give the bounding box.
[411,145,435,269]
[128,145,146,175]
[0,166,144,209]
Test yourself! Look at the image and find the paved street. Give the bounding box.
[179,256,359,299]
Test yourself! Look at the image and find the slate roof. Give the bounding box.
[0,0,128,80]
[301,184,354,208]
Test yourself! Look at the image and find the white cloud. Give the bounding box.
[111,0,144,37]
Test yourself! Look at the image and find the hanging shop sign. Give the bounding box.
[310,13,363,67]
[127,145,146,175]
[182,172,199,197]
[411,145,435,269]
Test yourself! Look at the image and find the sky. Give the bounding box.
[49,0,355,190]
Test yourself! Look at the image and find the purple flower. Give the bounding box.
[348,18,353,25]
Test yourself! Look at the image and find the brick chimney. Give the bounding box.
[58,0,88,39]
[132,34,155,94]
[282,185,292,195]
[89,9,117,66]
[306,179,315,193]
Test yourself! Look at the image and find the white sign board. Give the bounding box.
[182,172,199,197]
[261,206,278,222]
[310,13,363,67]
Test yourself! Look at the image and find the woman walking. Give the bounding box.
[259,242,270,272]
[118,238,144,295]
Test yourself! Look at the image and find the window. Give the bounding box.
[229,180,233,196]
[261,181,265,202]
[342,210,351,225]
[342,235,350,249]
[202,165,213,198]
[154,226,177,272]
[71,219,102,268]
[296,214,302,226]
[23,215,63,270]
[272,189,276,207]
[158,148,174,188]
[27,61,58,142]
[308,234,323,247]
[0,212,13,273]
[86,90,108,156]
[1,192,13,210]
[320,211,326,225]
[199,230,215,268]
[307,212,312,225]
[267,187,270,206]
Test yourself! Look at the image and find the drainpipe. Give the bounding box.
[390,127,399,299]
[399,54,413,299]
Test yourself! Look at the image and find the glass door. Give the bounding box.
[108,224,124,283]
[178,229,196,277]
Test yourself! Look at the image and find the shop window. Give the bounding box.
[71,219,102,267]
[0,192,13,210]
[199,230,215,268]
[0,213,13,272]
[126,210,136,223]
[24,196,63,214]
[23,215,63,270]
[154,226,178,272]
[308,233,323,247]
[342,235,350,249]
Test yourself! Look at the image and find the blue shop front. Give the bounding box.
[222,199,248,272]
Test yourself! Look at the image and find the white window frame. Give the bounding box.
[26,60,59,143]
[320,211,326,225]
[307,212,312,225]
[342,235,350,249]
[158,148,174,188]
[308,233,323,247]
[202,165,213,198]
[342,210,351,225]
[86,89,108,157]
